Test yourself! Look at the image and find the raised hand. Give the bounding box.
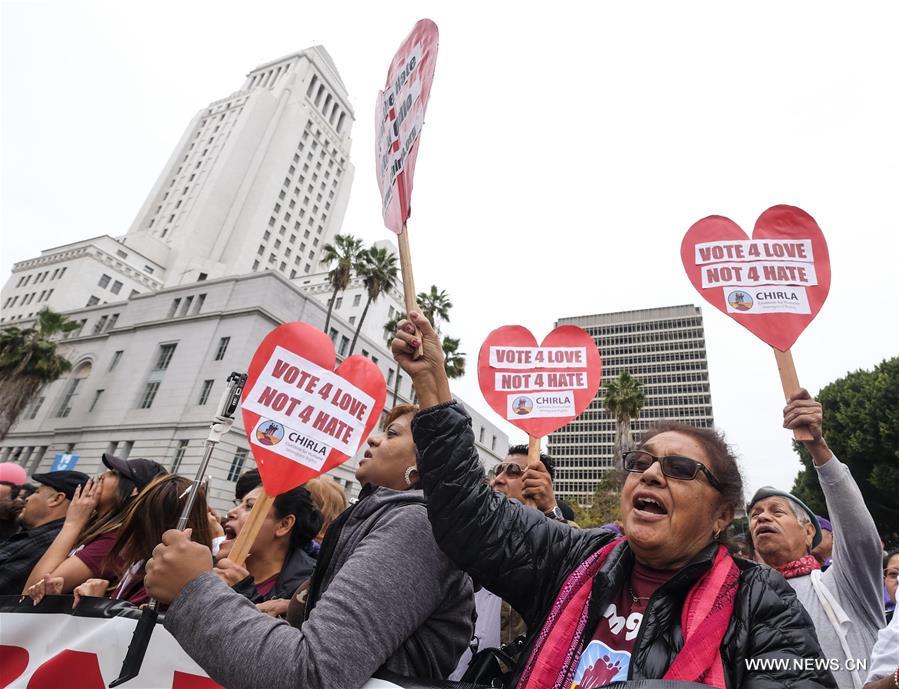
[65,477,102,529]
[390,311,451,408]
[522,460,559,514]
[783,388,832,463]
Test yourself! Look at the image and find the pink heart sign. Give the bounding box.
[478,325,602,438]
[241,323,386,495]
[681,205,831,351]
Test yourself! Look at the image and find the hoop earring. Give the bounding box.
[404,466,418,487]
[713,529,721,540]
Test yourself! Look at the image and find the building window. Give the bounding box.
[56,362,92,417]
[349,316,356,325]
[227,448,248,481]
[198,379,214,405]
[492,436,497,451]
[111,280,123,295]
[335,296,343,309]
[155,343,178,370]
[328,328,338,343]
[86,296,100,307]
[98,274,111,288]
[93,315,109,334]
[352,294,361,307]
[109,350,123,371]
[138,382,160,409]
[338,336,349,357]
[172,439,189,473]
[89,389,104,413]
[27,396,45,420]
[214,337,230,361]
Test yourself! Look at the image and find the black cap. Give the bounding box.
[102,455,167,491]
[747,486,822,549]
[32,471,91,501]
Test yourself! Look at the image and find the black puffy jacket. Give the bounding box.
[413,402,836,689]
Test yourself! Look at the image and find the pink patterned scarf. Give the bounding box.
[775,553,821,579]
[517,538,740,689]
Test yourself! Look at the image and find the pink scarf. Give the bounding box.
[775,553,821,579]
[517,538,740,689]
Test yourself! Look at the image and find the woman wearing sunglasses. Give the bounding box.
[390,311,835,689]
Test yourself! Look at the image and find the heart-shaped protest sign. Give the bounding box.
[240,323,386,495]
[681,205,831,351]
[478,325,602,438]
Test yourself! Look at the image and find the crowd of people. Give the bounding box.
[0,310,897,689]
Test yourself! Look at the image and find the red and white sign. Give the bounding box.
[0,602,406,688]
[681,205,831,351]
[478,326,602,438]
[241,323,386,495]
[375,19,439,234]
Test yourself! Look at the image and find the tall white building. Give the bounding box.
[547,305,715,505]
[123,46,356,287]
[1,45,356,319]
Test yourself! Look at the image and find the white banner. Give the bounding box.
[700,261,818,288]
[506,391,575,420]
[723,286,812,314]
[0,604,407,688]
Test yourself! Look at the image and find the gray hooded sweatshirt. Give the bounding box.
[164,487,474,689]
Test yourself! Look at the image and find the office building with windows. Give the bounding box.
[0,273,507,510]
[547,304,715,505]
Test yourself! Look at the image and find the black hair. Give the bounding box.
[557,497,575,521]
[885,549,899,568]
[273,486,324,551]
[506,444,556,480]
[235,469,323,551]
[639,421,744,518]
[235,469,261,501]
[0,481,20,499]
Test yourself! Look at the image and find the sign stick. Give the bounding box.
[227,489,276,566]
[398,222,423,359]
[523,435,542,508]
[772,348,813,442]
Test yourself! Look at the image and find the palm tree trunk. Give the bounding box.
[613,415,632,471]
[323,285,340,332]
[348,296,373,356]
[392,369,402,408]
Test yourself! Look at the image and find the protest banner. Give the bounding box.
[478,326,602,471]
[230,322,386,564]
[375,19,439,357]
[681,204,831,440]
[0,597,434,689]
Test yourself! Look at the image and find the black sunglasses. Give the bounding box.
[623,450,723,492]
[491,462,524,478]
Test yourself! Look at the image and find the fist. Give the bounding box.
[213,558,250,587]
[522,461,558,514]
[145,529,213,605]
[783,388,824,444]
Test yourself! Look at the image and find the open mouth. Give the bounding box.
[633,494,668,515]
[753,525,778,538]
[223,524,237,539]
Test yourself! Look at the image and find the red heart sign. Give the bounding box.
[478,325,602,438]
[681,205,831,351]
[241,323,386,495]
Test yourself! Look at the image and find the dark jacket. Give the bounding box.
[232,546,316,603]
[0,518,64,595]
[413,402,837,689]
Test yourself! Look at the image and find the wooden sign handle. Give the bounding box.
[398,223,423,360]
[523,435,542,508]
[773,348,814,442]
[227,488,275,567]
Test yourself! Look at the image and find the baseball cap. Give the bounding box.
[31,471,91,501]
[102,454,167,491]
[816,516,833,533]
[748,486,822,549]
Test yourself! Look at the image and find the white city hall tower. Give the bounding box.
[124,46,356,287]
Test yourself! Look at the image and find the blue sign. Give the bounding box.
[50,453,80,472]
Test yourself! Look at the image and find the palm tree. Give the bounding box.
[603,371,646,471]
[382,315,404,407]
[349,246,398,355]
[0,308,79,440]
[442,335,466,380]
[320,233,365,332]
[416,285,452,332]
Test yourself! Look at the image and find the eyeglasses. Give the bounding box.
[490,462,524,479]
[622,450,723,493]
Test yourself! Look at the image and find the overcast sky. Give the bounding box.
[2,1,897,499]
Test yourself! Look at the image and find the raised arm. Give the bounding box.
[784,389,885,632]
[394,312,610,623]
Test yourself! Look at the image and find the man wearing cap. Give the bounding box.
[0,470,90,594]
[748,389,884,689]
